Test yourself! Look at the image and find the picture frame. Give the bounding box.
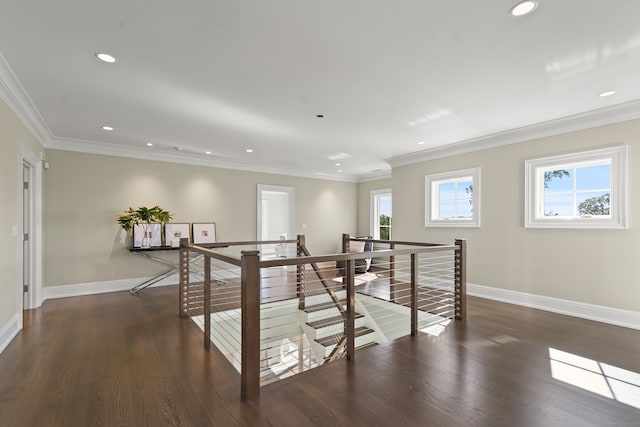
[165,223,190,247]
[133,223,162,247]
[192,222,216,244]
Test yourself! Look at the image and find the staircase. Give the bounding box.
[300,290,376,361]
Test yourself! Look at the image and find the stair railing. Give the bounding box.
[179,235,466,401]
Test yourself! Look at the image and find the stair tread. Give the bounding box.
[303,300,346,313]
[315,326,375,347]
[306,313,363,329]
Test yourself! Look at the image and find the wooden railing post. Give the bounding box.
[410,253,418,336]
[455,239,467,321]
[341,233,349,287]
[297,235,305,310]
[345,258,355,361]
[179,237,190,318]
[241,250,260,400]
[389,242,396,303]
[203,254,211,349]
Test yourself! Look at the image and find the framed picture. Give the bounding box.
[133,223,162,247]
[192,222,216,244]
[165,223,190,247]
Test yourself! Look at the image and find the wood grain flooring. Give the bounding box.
[0,285,639,426]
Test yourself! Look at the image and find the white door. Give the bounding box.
[257,185,295,258]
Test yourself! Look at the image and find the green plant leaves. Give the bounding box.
[116,206,173,231]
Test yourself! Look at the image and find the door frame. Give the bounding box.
[17,144,43,313]
[256,184,295,257]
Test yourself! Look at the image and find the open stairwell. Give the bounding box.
[300,289,377,361]
[194,288,451,383]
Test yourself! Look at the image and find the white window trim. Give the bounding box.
[425,168,481,228]
[524,145,627,229]
[370,188,391,239]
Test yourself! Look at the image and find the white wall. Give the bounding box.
[43,150,358,287]
[390,119,639,312]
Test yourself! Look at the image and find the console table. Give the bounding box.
[128,246,203,295]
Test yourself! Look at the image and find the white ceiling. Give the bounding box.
[1,1,640,181]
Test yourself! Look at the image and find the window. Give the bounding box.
[525,146,627,228]
[370,189,392,240]
[425,168,480,227]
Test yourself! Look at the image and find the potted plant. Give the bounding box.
[117,206,173,248]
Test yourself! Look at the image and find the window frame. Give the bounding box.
[370,189,392,240]
[425,167,481,228]
[524,146,627,229]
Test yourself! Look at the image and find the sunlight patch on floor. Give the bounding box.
[549,347,640,409]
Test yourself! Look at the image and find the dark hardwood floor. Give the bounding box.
[1,285,639,426]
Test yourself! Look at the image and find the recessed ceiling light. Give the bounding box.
[338,169,343,173]
[246,149,254,153]
[101,125,114,131]
[95,52,117,63]
[205,151,212,155]
[417,141,425,145]
[599,90,616,97]
[510,1,538,17]
[335,163,341,166]
[146,142,153,147]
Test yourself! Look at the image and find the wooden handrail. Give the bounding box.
[259,245,458,268]
[185,239,299,266]
[185,238,458,269]
[198,239,297,248]
[347,237,446,247]
[185,244,242,266]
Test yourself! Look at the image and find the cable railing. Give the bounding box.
[178,235,466,400]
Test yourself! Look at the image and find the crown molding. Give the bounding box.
[356,170,392,183]
[386,99,640,168]
[0,51,52,146]
[48,136,358,183]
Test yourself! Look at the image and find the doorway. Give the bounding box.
[18,145,43,313]
[257,185,295,259]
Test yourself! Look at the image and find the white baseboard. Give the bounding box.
[39,278,640,330]
[468,283,640,330]
[0,313,21,354]
[44,274,179,300]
